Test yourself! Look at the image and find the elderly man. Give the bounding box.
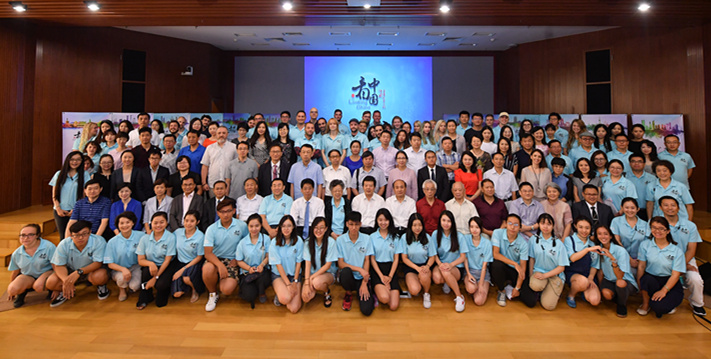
[416,179,446,235]
[445,182,479,235]
[201,126,237,195]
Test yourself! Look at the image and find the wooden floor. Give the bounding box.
[1,206,710,358]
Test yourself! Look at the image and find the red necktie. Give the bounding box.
[273,164,278,181]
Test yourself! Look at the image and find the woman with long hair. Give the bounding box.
[497,137,518,175]
[462,217,492,306]
[401,213,436,308]
[592,225,638,317]
[640,139,658,174]
[249,121,272,166]
[519,149,551,201]
[50,151,90,240]
[302,216,339,308]
[628,124,646,154]
[593,124,613,152]
[72,122,99,152]
[393,130,411,151]
[269,214,304,313]
[564,119,586,153]
[170,210,205,303]
[433,119,447,148]
[136,212,178,309]
[321,118,347,166]
[420,121,437,152]
[432,210,468,312]
[454,152,483,201]
[611,197,648,271]
[563,217,601,308]
[276,122,297,164]
[481,126,497,155]
[109,183,143,235]
[571,158,602,203]
[369,208,403,311]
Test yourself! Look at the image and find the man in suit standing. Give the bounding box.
[137,149,170,201]
[571,184,614,228]
[201,180,233,232]
[169,176,205,231]
[417,150,451,202]
[258,143,292,197]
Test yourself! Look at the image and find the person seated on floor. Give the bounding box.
[337,211,375,316]
[46,220,110,307]
[135,212,178,310]
[104,212,143,302]
[7,224,56,308]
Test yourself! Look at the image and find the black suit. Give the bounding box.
[417,165,452,202]
[571,201,614,228]
[109,168,143,202]
[257,160,292,197]
[201,195,234,232]
[137,166,170,201]
[169,192,205,232]
[324,197,352,236]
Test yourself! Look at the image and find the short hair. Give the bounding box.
[551,158,566,167]
[481,178,494,187]
[545,182,562,194]
[361,175,376,187]
[281,110,291,117]
[300,143,314,152]
[629,153,645,161]
[217,198,236,211]
[116,131,129,140]
[440,137,453,145]
[459,110,470,118]
[151,211,168,222]
[84,178,102,189]
[664,134,679,142]
[116,182,133,193]
[658,195,679,207]
[114,211,138,230]
[518,181,533,190]
[187,129,201,137]
[138,112,150,119]
[614,133,629,141]
[213,180,227,188]
[272,178,286,187]
[380,130,392,139]
[300,178,315,189]
[154,178,167,188]
[148,149,162,158]
[329,179,345,191]
[582,184,599,193]
[328,149,342,158]
[201,114,212,121]
[549,112,561,120]
[69,220,92,234]
[652,160,675,174]
[410,132,421,139]
[163,134,176,141]
[548,139,561,146]
[181,176,196,185]
[138,127,152,135]
[236,140,250,149]
[269,142,283,151]
[472,112,483,119]
[422,179,437,191]
[346,211,362,223]
[21,223,41,236]
[362,150,374,159]
[176,155,191,167]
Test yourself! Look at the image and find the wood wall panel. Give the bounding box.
[510,26,709,210]
[28,26,229,207]
[0,21,35,214]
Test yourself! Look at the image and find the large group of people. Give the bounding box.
[6,109,705,319]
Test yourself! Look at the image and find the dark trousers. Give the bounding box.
[359,227,376,235]
[601,278,637,308]
[640,273,684,316]
[54,210,70,240]
[518,278,538,308]
[339,267,374,316]
[171,260,205,295]
[139,260,179,307]
[490,260,520,291]
[238,271,271,305]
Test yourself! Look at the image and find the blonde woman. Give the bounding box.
[565,119,586,153]
[433,120,447,149]
[73,122,99,152]
[420,121,437,152]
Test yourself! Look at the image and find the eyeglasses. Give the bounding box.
[19,233,38,239]
[72,232,91,239]
[507,222,520,227]
[218,209,234,214]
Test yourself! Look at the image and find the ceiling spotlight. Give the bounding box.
[9,1,27,12]
[440,0,452,13]
[84,1,101,11]
[280,0,293,10]
[363,3,371,9]
[637,2,650,12]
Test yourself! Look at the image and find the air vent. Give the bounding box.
[234,33,256,37]
[282,32,303,36]
[292,43,310,46]
[443,37,462,42]
[377,31,399,36]
[376,43,393,46]
[329,32,352,36]
[459,43,477,47]
[418,43,435,46]
[334,43,351,46]
[471,32,496,37]
[265,38,286,42]
[425,32,446,37]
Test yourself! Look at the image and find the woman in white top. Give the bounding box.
[519,149,552,201]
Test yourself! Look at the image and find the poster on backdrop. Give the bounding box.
[223,113,251,140]
[630,114,685,152]
[153,113,190,125]
[557,114,581,132]
[580,114,627,132]
[62,112,112,159]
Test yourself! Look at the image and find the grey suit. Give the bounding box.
[169,192,205,232]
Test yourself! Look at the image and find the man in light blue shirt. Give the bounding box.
[657,134,695,189]
[259,178,293,237]
[46,220,110,307]
[606,134,633,173]
[545,140,574,175]
[456,110,470,136]
[345,119,370,156]
[337,212,375,316]
[287,144,324,200]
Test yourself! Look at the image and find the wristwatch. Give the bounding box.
[76,269,84,276]
[155,276,160,280]
[293,278,300,283]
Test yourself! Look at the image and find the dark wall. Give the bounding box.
[497,25,711,210]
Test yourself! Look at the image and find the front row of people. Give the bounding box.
[6,197,702,319]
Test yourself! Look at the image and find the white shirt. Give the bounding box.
[483,168,519,200]
[269,161,281,181]
[182,192,195,220]
[404,146,427,172]
[200,141,238,186]
[290,196,325,227]
[351,193,385,228]
[322,166,352,197]
[445,198,480,234]
[236,194,264,222]
[384,195,416,228]
[127,128,160,148]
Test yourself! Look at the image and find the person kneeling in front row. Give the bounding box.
[337,211,375,316]
[46,220,110,307]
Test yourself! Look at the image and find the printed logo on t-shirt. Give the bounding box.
[389,242,395,249]
[358,246,366,254]
[234,230,241,237]
[666,254,675,261]
[161,244,168,250]
[39,253,47,260]
[190,242,198,249]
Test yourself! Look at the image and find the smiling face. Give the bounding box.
[575,220,591,238]
[151,216,167,233]
[118,217,135,234]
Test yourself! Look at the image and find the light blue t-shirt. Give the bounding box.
[601,176,637,212]
[657,150,695,188]
[303,237,339,274]
[646,179,694,219]
[268,237,304,277]
[174,228,205,264]
[431,230,468,268]
[136,231,177,266]
[369,231,404,263]
[401,234,437,265]
[668,218,702,261]
[528,235,570,281]
[610,216,648,259]
[49,171,92,211]
[625,171,654,209]
[258,194,293,226]
[491,228,529,268]
[593,243,638,289]
[235,233,270,275]
[52,234,106,270]
[104,230,143,268]
[9,239,56,278]
[638,240,686,277]
[203,218,248,260]
[336,232,374,280]
[461,235,493,271]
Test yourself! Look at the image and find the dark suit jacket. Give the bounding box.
[417,165,452,202]
[571,200,614,228]
[257,160,292,197]
[201,195,234,232]
[137,166,170,201]
[324,197,352,236]
[169,192,205,232]
[109,168,143,202]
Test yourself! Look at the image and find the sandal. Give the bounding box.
[136,302,147,310]
[324,291,332,308]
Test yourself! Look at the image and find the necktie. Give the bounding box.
[215,199,221,222]
[430,168,435,181]
[273,164,278,181]
[591,205,599,224]
[303,201,311,238]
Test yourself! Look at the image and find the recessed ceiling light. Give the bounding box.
[418,43,435,46]
[376,43,393,46]
[439,0,452,13]
[282,32,303,36]
[377,32,399,36]
[490,38,496,42]
[459,43,477,47]
[234,33,256,37]
[9,1,27,12]
[329,32,352,36]
[443,37,462,42]
[84,1,100,11]
[265,38,286,42]
[280,0,293,11]
[638,2,650,12]
[334,43,351,46]
[363,3,371,9]
[425,32,446,37]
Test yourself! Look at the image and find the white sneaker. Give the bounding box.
[504,285,514,300]
[442,283,451,294]
[423,293,432,309]
[669,307,677,315]
[205,292,219,312]
[497,291,507,307]
[455,295,465,312]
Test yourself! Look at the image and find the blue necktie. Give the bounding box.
[303,201,310,238]
[215,199,221,222]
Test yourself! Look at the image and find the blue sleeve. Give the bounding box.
[336,237,345,259]
[235,237,246,261]
[364,237,374,256]
[103,239,117,264]
[520,239,529,261]
[680,186,694,205]
[51,241,67,266]
[203,226,215,247]
[296,239,304,262]
[637,241,648,262]
[326,238,339,263]
[258,198,269,215]
[302,240,311,262]
[8,250,20,271]
[136,236,147,256]
[427,236,437,257]
[557,240,570,266]
[92,237,107,263]
[166,235,177,256]
[672,247,686,273]
[483,240,493,262]
[101,199,111,219]
[616,247,631,274]
[70,204,80,220]
[268,239,281,265]
[196,232,205,256]
[458,235,470,254]
[109,203,119,231]
[563,237,575,259]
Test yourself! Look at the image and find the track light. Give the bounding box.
[440,0,452,13]
[637,2,650,12]
[280,0,293,10]
[9,1,27,12]
[84,1,101,11]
